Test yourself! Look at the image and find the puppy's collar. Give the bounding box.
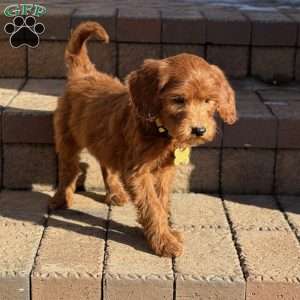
[155,118,170,138]
[155,118,167,134]
[155,118,190,165]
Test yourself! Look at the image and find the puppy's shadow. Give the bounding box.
[80,191,150,252]
[0,190,154,256]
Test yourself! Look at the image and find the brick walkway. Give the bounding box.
[0,192,299,299]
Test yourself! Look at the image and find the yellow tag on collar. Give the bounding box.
[174,147,191,166]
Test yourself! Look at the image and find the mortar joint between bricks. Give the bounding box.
[169,215,177,300]
[219,121,224,195]
[292,38,298,80]
[159,10,163,58]
[221,197,249,283]
[101,204,112,300]
[247,18,253,76]
[29,209,50,300]
[115,9,120,77]
[172,257,177,300]
[26,46,29,78]
[274,195,300,245]
[203,44,207,60]
[255,90,279,194]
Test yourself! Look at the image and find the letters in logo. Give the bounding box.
[3,4,47,48]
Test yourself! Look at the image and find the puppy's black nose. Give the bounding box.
[191,127,206,137]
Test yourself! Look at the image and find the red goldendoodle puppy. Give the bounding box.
[51,21,237,257]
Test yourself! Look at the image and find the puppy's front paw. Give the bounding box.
[105,193,128,206]
[151,231,183,257]
[171,229,184,243]
[49,191,73,210]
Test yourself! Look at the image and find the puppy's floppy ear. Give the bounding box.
[126,59,168,120]
[211,65,237,125]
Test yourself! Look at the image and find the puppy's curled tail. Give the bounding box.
[65,21,109,75]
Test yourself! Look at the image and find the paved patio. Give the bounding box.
[1,191,300,299]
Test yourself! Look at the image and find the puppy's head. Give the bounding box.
[127,53,237,146]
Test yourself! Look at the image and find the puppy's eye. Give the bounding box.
[172,96,185,105]
[204,98,211,104]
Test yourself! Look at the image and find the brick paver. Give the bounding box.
[0,191,48,300]
[172,148,220,193]
[175,230,245,300]
[118,43,161,78]
[207,45,249,78]
[104,204,173,300]
[239,231,300,300]
[278,196,300,237]
[117,8,161,43]
[281,8,300,46]
[171,193,229,230]
[202,7,250,45]
[161,9,205,44]
[242,10,297,46]
[88,42,117,75]
[266,101,300,149]
[31,193,108,300]
[0,41,26,77]
[162,44,205,59]
[172,194,245,300]
[222,149,275,194]
[223,92,276,148]
[224,195,290,231]
[230,78,269,91]
[188,148,220,193]
[258,88,300,103]
[0,79,24,188]
[276,150,300,195]
[0,79,24,108]
[3,79,63,144]
[28,41,67,78]
[72,7,117,40]
[296,49,300,81]
[40,7,74,40]
[225,195,300,300]
[3,144,57,191]
[251,47,295,83]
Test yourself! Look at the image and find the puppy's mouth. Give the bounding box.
[189,137,210,147]
[172,135,212,148]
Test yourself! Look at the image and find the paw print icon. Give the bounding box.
[4,15,45,48]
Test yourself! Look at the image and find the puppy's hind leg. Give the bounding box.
[101,166,129,206]
[50,134,81,210]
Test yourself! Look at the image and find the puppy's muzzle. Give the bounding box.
[191,127,206,137]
